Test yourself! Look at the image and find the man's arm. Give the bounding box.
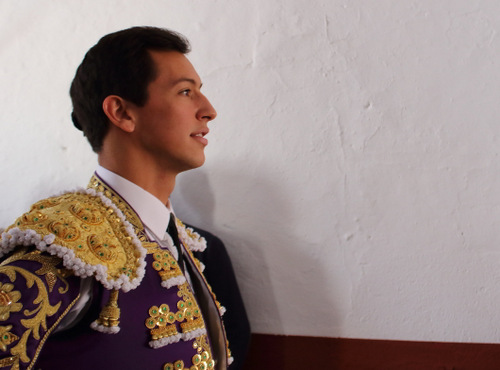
[0,246,81,370]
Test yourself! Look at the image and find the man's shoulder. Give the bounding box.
[0,189,146,291]
[181,222,230,267]
[184,223,223,245]
[180,222,228,260]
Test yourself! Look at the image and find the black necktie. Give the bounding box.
[166,215,184,273]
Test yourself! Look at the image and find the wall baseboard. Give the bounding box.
[242,333,500,369]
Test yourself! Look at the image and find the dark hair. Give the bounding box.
[70,26,190,152]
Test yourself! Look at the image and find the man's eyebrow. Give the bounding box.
[171,77,202,88]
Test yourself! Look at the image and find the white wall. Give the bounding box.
[1,0,500,343]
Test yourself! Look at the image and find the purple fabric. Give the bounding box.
[0,247,81,370]
[36,254,212,369]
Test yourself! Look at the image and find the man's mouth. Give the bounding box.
[191,131,209,145]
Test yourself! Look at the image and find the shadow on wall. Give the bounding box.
[172,166,341,337]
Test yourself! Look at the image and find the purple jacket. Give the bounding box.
[0,177,234,369]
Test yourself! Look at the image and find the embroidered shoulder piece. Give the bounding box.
[88,174,208,254]
[0,189,147,292]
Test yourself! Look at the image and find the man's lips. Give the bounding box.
[191,130,209,145]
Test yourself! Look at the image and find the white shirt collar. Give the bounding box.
[95,165,173,240]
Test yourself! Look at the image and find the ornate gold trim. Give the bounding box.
[88,175,149,244]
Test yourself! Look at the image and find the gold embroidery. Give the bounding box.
[0,326,18,352]
[163,360,184,370]
[87,234,118,263]
[44,273,57,294]
[87,176,149,243]
[145,284,205,342]
[17,212,47,226]
[145,304,178,341]
[151,249,183,282]
[47,221,80,242]
[142,241,159,252]
[193,335,215,370]
[86,177,213,300]
[13,251,67,294]
[87,176,225,365]
[0,248,69,365]
[177,284,204,334]
[163,335,214,370]
[0,284,22,321]
[69,203,104,225]
[6,192,142,282]
[31,198,60,211]
[0,355,18,369]
[30,293,81,369]
[178,245,226,325]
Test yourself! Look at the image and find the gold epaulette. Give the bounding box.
[0,189,147,292]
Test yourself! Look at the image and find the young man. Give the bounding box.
[0,27,249,370]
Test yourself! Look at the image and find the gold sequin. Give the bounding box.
[161,335,215,370]
[163,359,186,370]
[149,248,183,283]
[192,354,202,365]
[146,303,179,340]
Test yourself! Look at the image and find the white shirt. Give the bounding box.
[96,166,172,238]
[95,166,179,258]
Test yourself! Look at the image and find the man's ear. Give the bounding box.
[102,95,136,133]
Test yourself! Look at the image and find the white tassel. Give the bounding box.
[90,321,120,334]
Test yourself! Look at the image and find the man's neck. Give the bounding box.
[98,158,175,206]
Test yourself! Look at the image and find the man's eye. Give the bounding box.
[180,89,191,96]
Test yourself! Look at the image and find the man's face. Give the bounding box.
[129,51,217,174]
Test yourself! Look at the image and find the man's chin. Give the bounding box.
[179,157,206,173]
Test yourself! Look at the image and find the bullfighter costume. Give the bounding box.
[0,170,249,370]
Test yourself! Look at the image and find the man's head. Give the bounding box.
[70,26,190,152]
